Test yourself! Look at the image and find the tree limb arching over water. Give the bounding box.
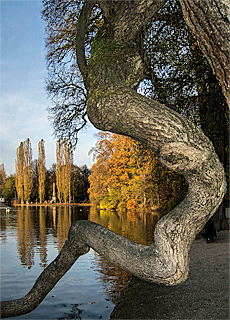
[1,0,228,318]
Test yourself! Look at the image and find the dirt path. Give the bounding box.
[111,230,229,320]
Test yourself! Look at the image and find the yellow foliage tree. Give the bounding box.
[56,139,73,203]
[15,139,33,203]
[89,132,188,211]
[38,139,46,203]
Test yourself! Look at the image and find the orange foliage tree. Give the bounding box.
[89,132,187,211]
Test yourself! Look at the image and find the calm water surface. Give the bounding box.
[0,205,161,319]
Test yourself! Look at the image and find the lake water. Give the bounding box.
[0,205,161,319]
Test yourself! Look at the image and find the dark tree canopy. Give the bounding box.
[179,0,230,106]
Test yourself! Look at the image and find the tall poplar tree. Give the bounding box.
[38,139,46,203]
[15,139,33,203]
[56,139,73,203]
[56,139,63,202]
[23,138,33,203]
[62,140,73,203]
[15,142,24,204]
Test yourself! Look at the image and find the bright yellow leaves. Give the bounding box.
[89,132,188,211]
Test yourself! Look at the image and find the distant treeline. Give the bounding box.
[0,138,90,204]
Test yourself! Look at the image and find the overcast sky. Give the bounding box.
[0,0,99,176]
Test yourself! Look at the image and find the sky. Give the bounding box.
[0,0,99,176]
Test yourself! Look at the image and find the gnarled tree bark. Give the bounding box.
[179,0,230,107]
[1,0,228,318]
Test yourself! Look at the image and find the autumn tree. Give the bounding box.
[56,139,62,202]
[89,132,187,211]
[2,0,229,317]
[89,132,158,209]
[0,164,6,197]
[56,139,73,203]
[38,139,46,203]
[23,138,33,203]
[15,142,25,203]
[31,159,39,202]
[1,174,16,201]
[15,139,33,204]
[62,139,73,203]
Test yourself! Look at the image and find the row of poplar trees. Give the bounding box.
[15,138,73,204]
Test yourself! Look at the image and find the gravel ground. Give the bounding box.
[111,230,229,320]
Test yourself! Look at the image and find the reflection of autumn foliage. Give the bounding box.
[39,207,47,268]
[93,252,132,304]
[88,207,164,303]
[15,206,89,268]
[0,209,7,243]
[57,206,72,252]
[126,210,137,222]
[89,206,161,246]
[56,206,90,252]
[6,206,164,306]
[17,207,35,267]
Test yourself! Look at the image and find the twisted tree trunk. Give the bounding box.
[1,0,228,318]
[179,0,230,107]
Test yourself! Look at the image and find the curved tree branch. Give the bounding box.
[75,0,96,91]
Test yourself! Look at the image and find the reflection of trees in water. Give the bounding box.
[89,206,162,245]
[11,205,160,304]
[89,206,162,303]
[56,206,89,252]
[93,253,132,304]
[57,206,72,252]
[17,207,35,267]
[0,209,7,243]
[52,206,57,230]
[39,206,47,268]
[58,304,83,320]
[14,206,89,267]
